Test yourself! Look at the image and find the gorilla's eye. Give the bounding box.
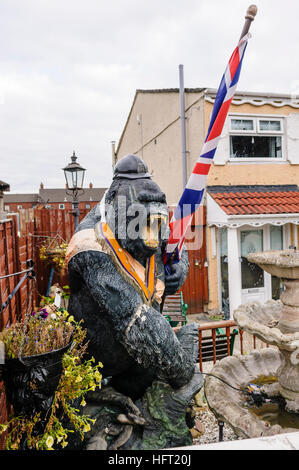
[138,192,166,203]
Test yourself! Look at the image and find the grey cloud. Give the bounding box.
[0,0,298,192]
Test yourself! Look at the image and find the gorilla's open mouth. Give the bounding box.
[142,214,168,249]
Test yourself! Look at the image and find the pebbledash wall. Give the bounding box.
[205,97,299,314]
[115,88,299,315]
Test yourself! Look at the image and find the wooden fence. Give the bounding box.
[0,215,35,449]
[0,207,88,447]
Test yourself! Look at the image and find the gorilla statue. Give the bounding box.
[66,154,203,450]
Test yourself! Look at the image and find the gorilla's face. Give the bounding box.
[105,178,169,261]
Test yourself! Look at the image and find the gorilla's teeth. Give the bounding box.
[142,225,159,248]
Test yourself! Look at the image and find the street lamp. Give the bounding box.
[63,151,86,229]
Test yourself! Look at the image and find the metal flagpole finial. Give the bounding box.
[245,5,258,21]
[240,4,258,40]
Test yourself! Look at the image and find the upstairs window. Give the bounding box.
[230,116,283,160]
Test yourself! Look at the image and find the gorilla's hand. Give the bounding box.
[164,263,183,295]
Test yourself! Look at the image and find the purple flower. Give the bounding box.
[39,308,49,319]
[31,311,37,316]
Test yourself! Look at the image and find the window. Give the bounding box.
[86,204,91,209]
[230,116,283,160]
[45,204,51,209]
[17,205,22,210]
[4,205,9,211]
[59,204,65,209]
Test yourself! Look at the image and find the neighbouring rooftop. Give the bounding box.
[208,185,299,216]
[4,186,107,205]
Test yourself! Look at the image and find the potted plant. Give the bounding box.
[0,307,103,450]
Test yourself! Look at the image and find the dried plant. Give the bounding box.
[0,308,76,359]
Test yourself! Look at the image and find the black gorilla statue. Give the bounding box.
[66,154,203,450]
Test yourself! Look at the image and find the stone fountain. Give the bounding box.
[205,249,299,438]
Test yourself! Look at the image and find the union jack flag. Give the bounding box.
[164,33,250,270]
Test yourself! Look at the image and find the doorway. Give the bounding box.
[240,229,266,305]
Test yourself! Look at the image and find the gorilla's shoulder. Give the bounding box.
[76,205,101,232]
[68,249,114,275]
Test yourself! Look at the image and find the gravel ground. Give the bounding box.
[190,362,242,446]
[191,405,240,445]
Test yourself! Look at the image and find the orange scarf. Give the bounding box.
[99,222,156,303]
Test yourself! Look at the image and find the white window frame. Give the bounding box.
[229,114,285,162]
[230,117,256,134]
[17,205,22,210]
[59,203,65,209]
[85,203,91,209]
[257,117,283,134]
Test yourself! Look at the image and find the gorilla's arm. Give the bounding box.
[69,250,195,389]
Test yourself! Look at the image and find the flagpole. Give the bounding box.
[179,64,188,189]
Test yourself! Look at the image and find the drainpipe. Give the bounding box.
[111,141,116,169]
[179,64,187,189]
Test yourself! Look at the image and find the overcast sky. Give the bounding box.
[1,0,298,193]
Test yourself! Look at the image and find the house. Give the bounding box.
[115,88,299,317]
[3,193,38,212]
[0,180,10,219]
[4,183,107,213]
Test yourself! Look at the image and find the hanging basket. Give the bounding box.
[39,236,68,274]
[2,341,72,419]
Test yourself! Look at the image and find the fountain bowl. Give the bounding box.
[247,249,299,279]
[204,348,298,438]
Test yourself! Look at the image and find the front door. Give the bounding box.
[240,229,267,305]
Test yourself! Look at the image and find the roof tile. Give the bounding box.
[208,186,299,216]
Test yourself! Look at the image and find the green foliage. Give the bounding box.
[61,285,70,300]
[209,314,225,321]
[40,296,54,307]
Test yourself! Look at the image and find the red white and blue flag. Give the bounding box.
[164,33,250,269]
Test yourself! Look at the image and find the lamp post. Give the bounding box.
[63,151,86,230]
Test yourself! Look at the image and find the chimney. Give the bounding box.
[40,182,44,190]
[89,182,93,189]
